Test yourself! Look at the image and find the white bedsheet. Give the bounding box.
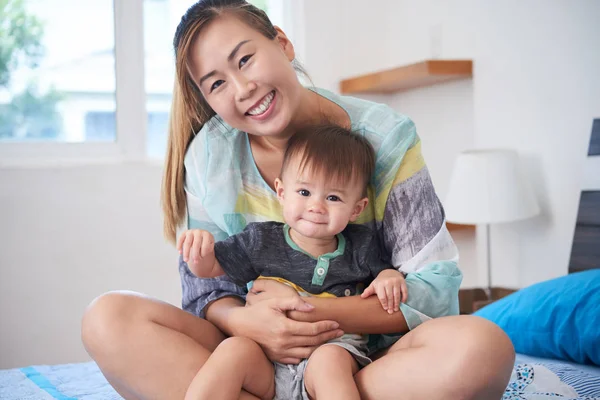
[507,353,600,399]
[516,353,600,377]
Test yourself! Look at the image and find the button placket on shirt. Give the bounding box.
[311,256,330,286]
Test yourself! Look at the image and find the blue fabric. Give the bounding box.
[474,270,600,365]
[0,362,121,399]
[19,367,77,400]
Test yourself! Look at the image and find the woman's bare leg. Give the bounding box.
[355,315,515,400]
[186,337,275,400]
[81,291,259,400]
[304,345,360,400]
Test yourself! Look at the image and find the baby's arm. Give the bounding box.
[361,269,408,314]
[177,229,225,278]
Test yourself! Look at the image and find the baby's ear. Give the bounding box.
[350,197,369,222]
[274,178,285,204]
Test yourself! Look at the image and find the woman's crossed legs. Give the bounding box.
[82,292,514,400]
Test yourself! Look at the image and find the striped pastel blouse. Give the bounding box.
[180,87,463,342]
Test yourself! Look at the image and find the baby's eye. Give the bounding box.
[210,80,224,92]
[298,189,310,197]
[327,195,341,202]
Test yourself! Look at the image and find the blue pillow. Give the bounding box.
[474,269,600,365]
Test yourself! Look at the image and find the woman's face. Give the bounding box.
[189,14,302,137]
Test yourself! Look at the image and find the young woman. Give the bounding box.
[82,1,515,399]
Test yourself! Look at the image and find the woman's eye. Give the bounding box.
[239,54,253,68]
[210,80,224,92]
[298,189,310,197]
[327,195,341,202]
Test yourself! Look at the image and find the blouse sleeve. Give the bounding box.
[371,115,463,330]
[179,134,246,319]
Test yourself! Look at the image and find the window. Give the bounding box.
[83,110,167,157]
[0,0,293,163]
[85,112,116,141]
[0,0,116,143]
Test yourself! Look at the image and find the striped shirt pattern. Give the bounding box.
[181,87,463,338]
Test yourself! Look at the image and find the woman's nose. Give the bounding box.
[234,75,257,102]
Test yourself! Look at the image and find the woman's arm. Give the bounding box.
[206,295,345,364]
[180,157,245,319]
[247,280,407,334]
[290,295,408,334]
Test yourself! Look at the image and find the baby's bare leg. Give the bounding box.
[304,344,360,400]
[185,337,275,400]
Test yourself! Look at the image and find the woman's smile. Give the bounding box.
[245,90,276,117]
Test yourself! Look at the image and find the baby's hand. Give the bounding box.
[177,229,215,265]
[361,269,408,314]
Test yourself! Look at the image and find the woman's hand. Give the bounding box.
[245,279,300,306]
[230,296,344,364]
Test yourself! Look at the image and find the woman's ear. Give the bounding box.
[274,178,285,204]
[349,197,369,222]
[274,26,295,61]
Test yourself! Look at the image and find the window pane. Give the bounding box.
[0,0,116,142]
[143,0,270,158]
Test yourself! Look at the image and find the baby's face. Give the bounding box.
[275,158,368,239]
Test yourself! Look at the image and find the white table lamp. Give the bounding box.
[444,149,540,297]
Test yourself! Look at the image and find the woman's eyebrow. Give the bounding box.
[199,71,216,87]
[198,40,252,86]
[227,40,251,62]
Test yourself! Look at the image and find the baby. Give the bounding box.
[179,124,407,400]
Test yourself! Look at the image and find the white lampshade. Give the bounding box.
[444,149,540,224]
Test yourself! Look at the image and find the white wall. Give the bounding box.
[0,163,180,369]
[299,0,600,289]
[469,2,600,287]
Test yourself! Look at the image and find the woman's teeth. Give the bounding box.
[247,91,274,116]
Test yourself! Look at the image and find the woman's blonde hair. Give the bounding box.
[162,0,284,243]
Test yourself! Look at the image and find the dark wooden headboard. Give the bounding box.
[568,118,600,273]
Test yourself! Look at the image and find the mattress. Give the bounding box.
[0,362,120,400]
[508,353,600,398]
[515,353,600,377]
[0,355,599,399]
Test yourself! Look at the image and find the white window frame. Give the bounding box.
[0,0,145,167]
[0,0,301,167]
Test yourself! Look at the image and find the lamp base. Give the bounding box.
[458,286,517,314]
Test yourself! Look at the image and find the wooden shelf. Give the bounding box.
[447,222,475,232]
[340,60,473,94]
[459,287,517,314]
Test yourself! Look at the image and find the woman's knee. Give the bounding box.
[433,316,515,398]
[409,315,513,358]
[81,291,144,356]
[453,316,515,365]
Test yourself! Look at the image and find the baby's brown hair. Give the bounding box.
[281,124,376,195]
